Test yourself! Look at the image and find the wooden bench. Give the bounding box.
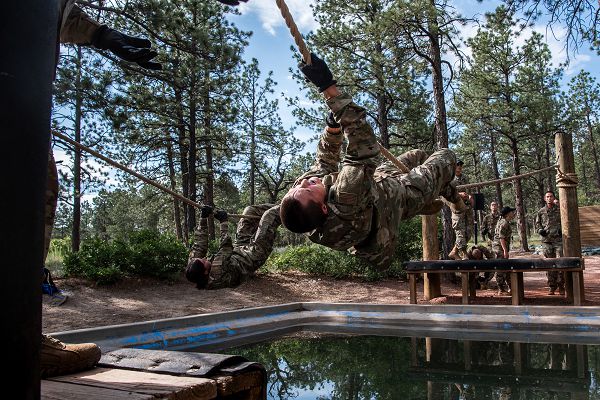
[405,257,585,305]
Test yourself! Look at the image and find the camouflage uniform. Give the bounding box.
[466,245,495,288]
[189,204,280,289]
[44,1,102,260]
[451,173,473,259]
[295,93,457,270]
[535,204,564,291]
[492,217,512,291]
[481,211,500,243]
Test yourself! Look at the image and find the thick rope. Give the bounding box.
[556,166,579,188]
[51,131,260,220]
[275,0,311,65]
[456,164,559,191]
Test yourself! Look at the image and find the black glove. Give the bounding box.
[299,53,336,92]
[214,210,228,222]
[200,205,213,219]
[216,0,249,5]
[538,229,548,237]
[326,111,340,129]
[92,25,162,70]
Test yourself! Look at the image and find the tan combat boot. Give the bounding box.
[419,199,444,215]
[41,334,101,378]
[448,245,458,260]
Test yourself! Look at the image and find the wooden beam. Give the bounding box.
[404,257,582,272]
[422,214,441,300]
[556,132,585,304]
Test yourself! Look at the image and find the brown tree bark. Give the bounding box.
[510,138,529,251]
[164,130,183,241]
[72,46,82,252]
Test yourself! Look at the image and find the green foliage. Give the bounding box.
[264,217,421,281]
[63,230,187,285]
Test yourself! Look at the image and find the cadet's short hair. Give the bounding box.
[280,196,327,233]
[545,190,556,197]
[186,259,209,289]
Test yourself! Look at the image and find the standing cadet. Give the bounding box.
[449,160,473,260]
[481,201,500,243]
[279,53,464,270]
[535,191,564,295]
[492,206,517,295]
[186,204,281,289]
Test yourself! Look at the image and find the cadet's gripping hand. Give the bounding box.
[92,26,162,70]
[200,205,213,219]
[214,210,228,222]
[325,111,340,129]
[538,229,548,237]
[216,0,249,5]
[299,53,336,92]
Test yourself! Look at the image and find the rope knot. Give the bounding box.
[555,166,578,188]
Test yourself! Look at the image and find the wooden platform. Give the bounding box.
[406,257,585,305]
[42,367,264,399]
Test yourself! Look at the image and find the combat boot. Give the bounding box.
[419,199,444,215]
[448,245,458,260]
[41,334,101,378]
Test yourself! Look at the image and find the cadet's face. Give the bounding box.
[285,177,327,210]
[455,165,463,175]
[545,192,555,206]
[491,202,498,212]
[506,211,516,221]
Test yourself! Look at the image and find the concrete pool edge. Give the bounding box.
[50,303,600,352]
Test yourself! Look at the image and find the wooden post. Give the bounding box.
[555,132,585,305]
[422,215,442,299]
[2,1,57,398]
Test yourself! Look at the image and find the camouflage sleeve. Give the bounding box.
[327,93,379,167]
[478,245,494,259]
[295,128,344,183]
[534,209,543,231]
[216,221,233,260]
[498,220,510,239]
[60,4,101,44]
[189,218,209,259]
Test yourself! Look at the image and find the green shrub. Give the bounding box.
[263,217,422,281]
[63,230,187,285]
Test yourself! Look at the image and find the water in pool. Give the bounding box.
[226,335,600,399]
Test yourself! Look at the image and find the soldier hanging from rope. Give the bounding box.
[279,53,466,270]
[186,204,281,289]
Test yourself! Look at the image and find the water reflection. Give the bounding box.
[228,335,600,400]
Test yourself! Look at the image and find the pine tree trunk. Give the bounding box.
[490,131,503,207]
[164,130,183,242]
[175,88,189,242]
[72,46,82,252]
[374,42,389,148]
[205,142,215,240]
[585,112,600,190]
[510,139,529,251]
[187,96,197,237]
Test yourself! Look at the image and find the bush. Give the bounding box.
[63,230,188,285]
[263,217,422,281]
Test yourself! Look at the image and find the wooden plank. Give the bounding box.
[49,368,217,400]
[214,371,263,397]
[409,274,417,304]
[579,206,600,246]
[573,271,583,306]
[42,380,153,400]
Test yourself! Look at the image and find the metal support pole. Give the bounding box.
[1,0,57,398]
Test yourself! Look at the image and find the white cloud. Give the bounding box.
[238,0,318,35]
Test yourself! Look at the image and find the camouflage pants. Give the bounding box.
[44,151,59,262]
[493,250,511,290]
[208,205,281,289]
[234,204,275,247]
[452,209,472,253]
[543,240,564,289]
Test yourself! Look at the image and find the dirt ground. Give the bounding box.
[43,254,600,333]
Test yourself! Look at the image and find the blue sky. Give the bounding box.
[227,0,600,147]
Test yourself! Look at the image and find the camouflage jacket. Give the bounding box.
[481,211,500,240]
[492,218,512,254]
[534,205,562,243]
[59,0,100,45]
[297,93,456,269]
[189,205,281,289]
[453,173,471,208]
[466,245,494,260]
